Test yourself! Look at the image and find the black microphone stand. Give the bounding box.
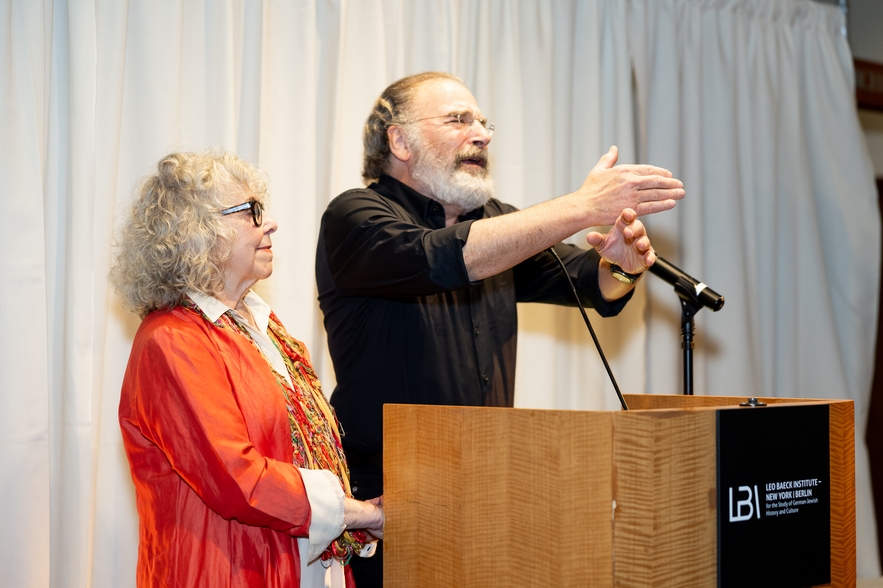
[648,256,724,396]
[671,276,705,396]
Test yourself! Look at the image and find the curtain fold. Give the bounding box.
[628,0,880,575]
[1,1,53,585]
[1,0,878,584]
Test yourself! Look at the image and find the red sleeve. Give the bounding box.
[121,312,312,536]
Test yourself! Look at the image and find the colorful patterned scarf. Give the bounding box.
[181,296,370,565]
[179,296,351,494]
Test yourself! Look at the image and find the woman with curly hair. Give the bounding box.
[111,150,383,587]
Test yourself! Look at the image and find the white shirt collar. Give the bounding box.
[186,289,272,334]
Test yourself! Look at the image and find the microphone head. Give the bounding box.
[702,290,725,311]
[650,256,725,312]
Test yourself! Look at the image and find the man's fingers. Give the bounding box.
[646,249,658,265]
[623,221,646,241]
[592,146,619,172]
[623,164,675,178]
[634,199,678,215]
[619,207,637,223]
[614,207,641,227]
[607,145,619,163]
[636,176,684,192]
[621,173,683,200]
[585,231,605,248]
[633,198,679,216]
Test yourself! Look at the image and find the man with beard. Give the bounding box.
[315,71,684,586]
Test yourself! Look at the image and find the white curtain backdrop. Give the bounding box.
[630,0,882,576]
[1,0,879,585]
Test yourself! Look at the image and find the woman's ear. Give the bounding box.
[387,126,411,162]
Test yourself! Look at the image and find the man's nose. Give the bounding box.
[470,122,492,147]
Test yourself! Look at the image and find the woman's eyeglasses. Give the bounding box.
[220,199,263,227]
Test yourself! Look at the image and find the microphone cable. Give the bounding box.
[546,247,629,411]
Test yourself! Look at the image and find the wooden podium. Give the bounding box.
[383,394,855,587]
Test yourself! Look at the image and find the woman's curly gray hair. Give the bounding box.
[362,71,464,184]
[110,150,268,317]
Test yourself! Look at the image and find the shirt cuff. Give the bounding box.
[299,468,346,562]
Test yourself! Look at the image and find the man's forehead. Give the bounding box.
[411,78,481,116]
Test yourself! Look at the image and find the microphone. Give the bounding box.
[649,257,725,311]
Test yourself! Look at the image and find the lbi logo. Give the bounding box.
[728,485,761,522]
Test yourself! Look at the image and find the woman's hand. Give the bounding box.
[344,495,384,540]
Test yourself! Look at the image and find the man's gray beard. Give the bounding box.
[407,131,494,213]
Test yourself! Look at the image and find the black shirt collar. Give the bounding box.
[372,175,486,227]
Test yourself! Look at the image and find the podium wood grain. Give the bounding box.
[384,406,614,587]
[611,409,717,586]
[384,395,855,587]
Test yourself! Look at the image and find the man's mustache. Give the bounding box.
[455,148,489,168]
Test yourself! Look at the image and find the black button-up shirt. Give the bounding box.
[316,175,631,452]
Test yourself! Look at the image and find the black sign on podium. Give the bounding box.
[717,404,831,588]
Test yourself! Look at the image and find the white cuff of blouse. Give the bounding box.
[298,468,346,562]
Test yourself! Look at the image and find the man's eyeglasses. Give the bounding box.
[408,112,495,136]
[220,199,263,227]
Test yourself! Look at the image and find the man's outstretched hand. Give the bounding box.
[572,146,685,226]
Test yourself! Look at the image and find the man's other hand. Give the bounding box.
[586,208,656,274]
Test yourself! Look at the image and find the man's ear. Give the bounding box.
[388,126,411,162]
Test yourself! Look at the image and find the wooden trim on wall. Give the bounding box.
[866,176,883,572]
[856,59,883,112]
